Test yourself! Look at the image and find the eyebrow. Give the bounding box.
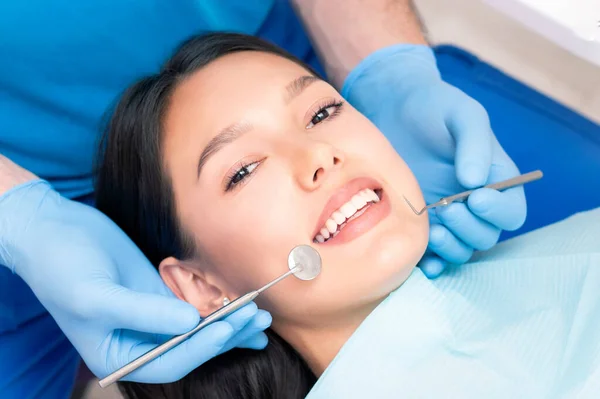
[284,75,321,104]
[196,121,253,178]
[196,75,321,178]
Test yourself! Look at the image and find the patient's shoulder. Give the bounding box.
[472,207,600,262]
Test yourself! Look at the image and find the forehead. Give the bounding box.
[164,51,310,140]
[161,51,312,175]
[168,51,310,117]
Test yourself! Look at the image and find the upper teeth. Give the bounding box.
[314,188,380,243]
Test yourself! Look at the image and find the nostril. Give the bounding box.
[313,167,326,182]
[333,156,341,166]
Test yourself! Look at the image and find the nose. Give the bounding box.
[296,141,343,191]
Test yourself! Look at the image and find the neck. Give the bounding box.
[274,300,384,375]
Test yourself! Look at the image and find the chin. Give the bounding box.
[378,224,426,273]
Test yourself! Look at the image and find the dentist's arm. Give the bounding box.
[292,0,527,278]
[291,0,426,88]
[0,155,271,383]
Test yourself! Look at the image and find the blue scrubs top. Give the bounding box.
[2,1,599,397]
[0,1,321,397]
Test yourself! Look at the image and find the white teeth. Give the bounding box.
[340,202,357,218]
[332,211,346,224]
[325,219,338,234]
[371,190,380,202]
[351,194,367,209]
[314,188,382,243]
[363,189,376,201]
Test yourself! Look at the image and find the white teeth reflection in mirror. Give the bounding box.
[313,188,381,243]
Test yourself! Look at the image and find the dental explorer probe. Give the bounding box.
[98,245,322,388]
[403,170,543,216]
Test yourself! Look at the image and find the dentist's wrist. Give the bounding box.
[0,180,53,274]
[0,155,38,197]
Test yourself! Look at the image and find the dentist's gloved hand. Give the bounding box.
[0,177,271,383]
[342,45,526,278]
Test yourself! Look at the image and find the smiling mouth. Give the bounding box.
[313,188,383,244]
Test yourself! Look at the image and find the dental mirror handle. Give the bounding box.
[98,267,303,388]
[258,268,296,293]
[98,290,259,388]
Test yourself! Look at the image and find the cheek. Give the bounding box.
[314,114,429,299]
[337,115,399,164]
[325,206,429,305]
[189,173,308,297]
[340,115,422,200]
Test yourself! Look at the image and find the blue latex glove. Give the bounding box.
[0,180,271,383]
[342,45,527,278]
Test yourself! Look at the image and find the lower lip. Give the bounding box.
[318,191,391,246]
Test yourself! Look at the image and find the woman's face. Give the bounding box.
[160,50,429,328]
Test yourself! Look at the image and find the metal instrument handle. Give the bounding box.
[98,291,258,387]
[441,170,543,204]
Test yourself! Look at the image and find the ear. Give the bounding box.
[159,257,228,317]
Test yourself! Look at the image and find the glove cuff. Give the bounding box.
[341,44,441,103]
[0,180,55,274]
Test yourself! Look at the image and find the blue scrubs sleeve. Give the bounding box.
[0,1,273,397]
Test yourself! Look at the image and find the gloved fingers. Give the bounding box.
[221,310,272,352]
[216,302,262,350]
[427,223,474,264]
[121,321,235,383]
[468,187,526,231]
[468,160,526,231]
[220,302,260,330]
[445,97,493,188]
[418,255,448,279]
[100,287,200,335]
[104,304,264,383]
[436,203,501,251]
[229,310,271,349]
[212,302,261,350]
[116,235,179,295]
[235,331,269,350]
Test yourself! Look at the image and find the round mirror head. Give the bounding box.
[287,245,322,281]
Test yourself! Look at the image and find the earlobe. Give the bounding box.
[159,257,227,317]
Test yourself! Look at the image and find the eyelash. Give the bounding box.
[225,100,345,192]
[225,160,261,192]
[307,100,344,129]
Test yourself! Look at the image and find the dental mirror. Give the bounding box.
[288,244,322,280]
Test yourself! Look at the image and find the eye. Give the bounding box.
[225,160,260,192]
[306,101,344,129]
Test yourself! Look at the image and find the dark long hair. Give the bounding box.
[94,33,318,399]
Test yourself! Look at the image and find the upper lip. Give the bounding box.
[312,176,382,239]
